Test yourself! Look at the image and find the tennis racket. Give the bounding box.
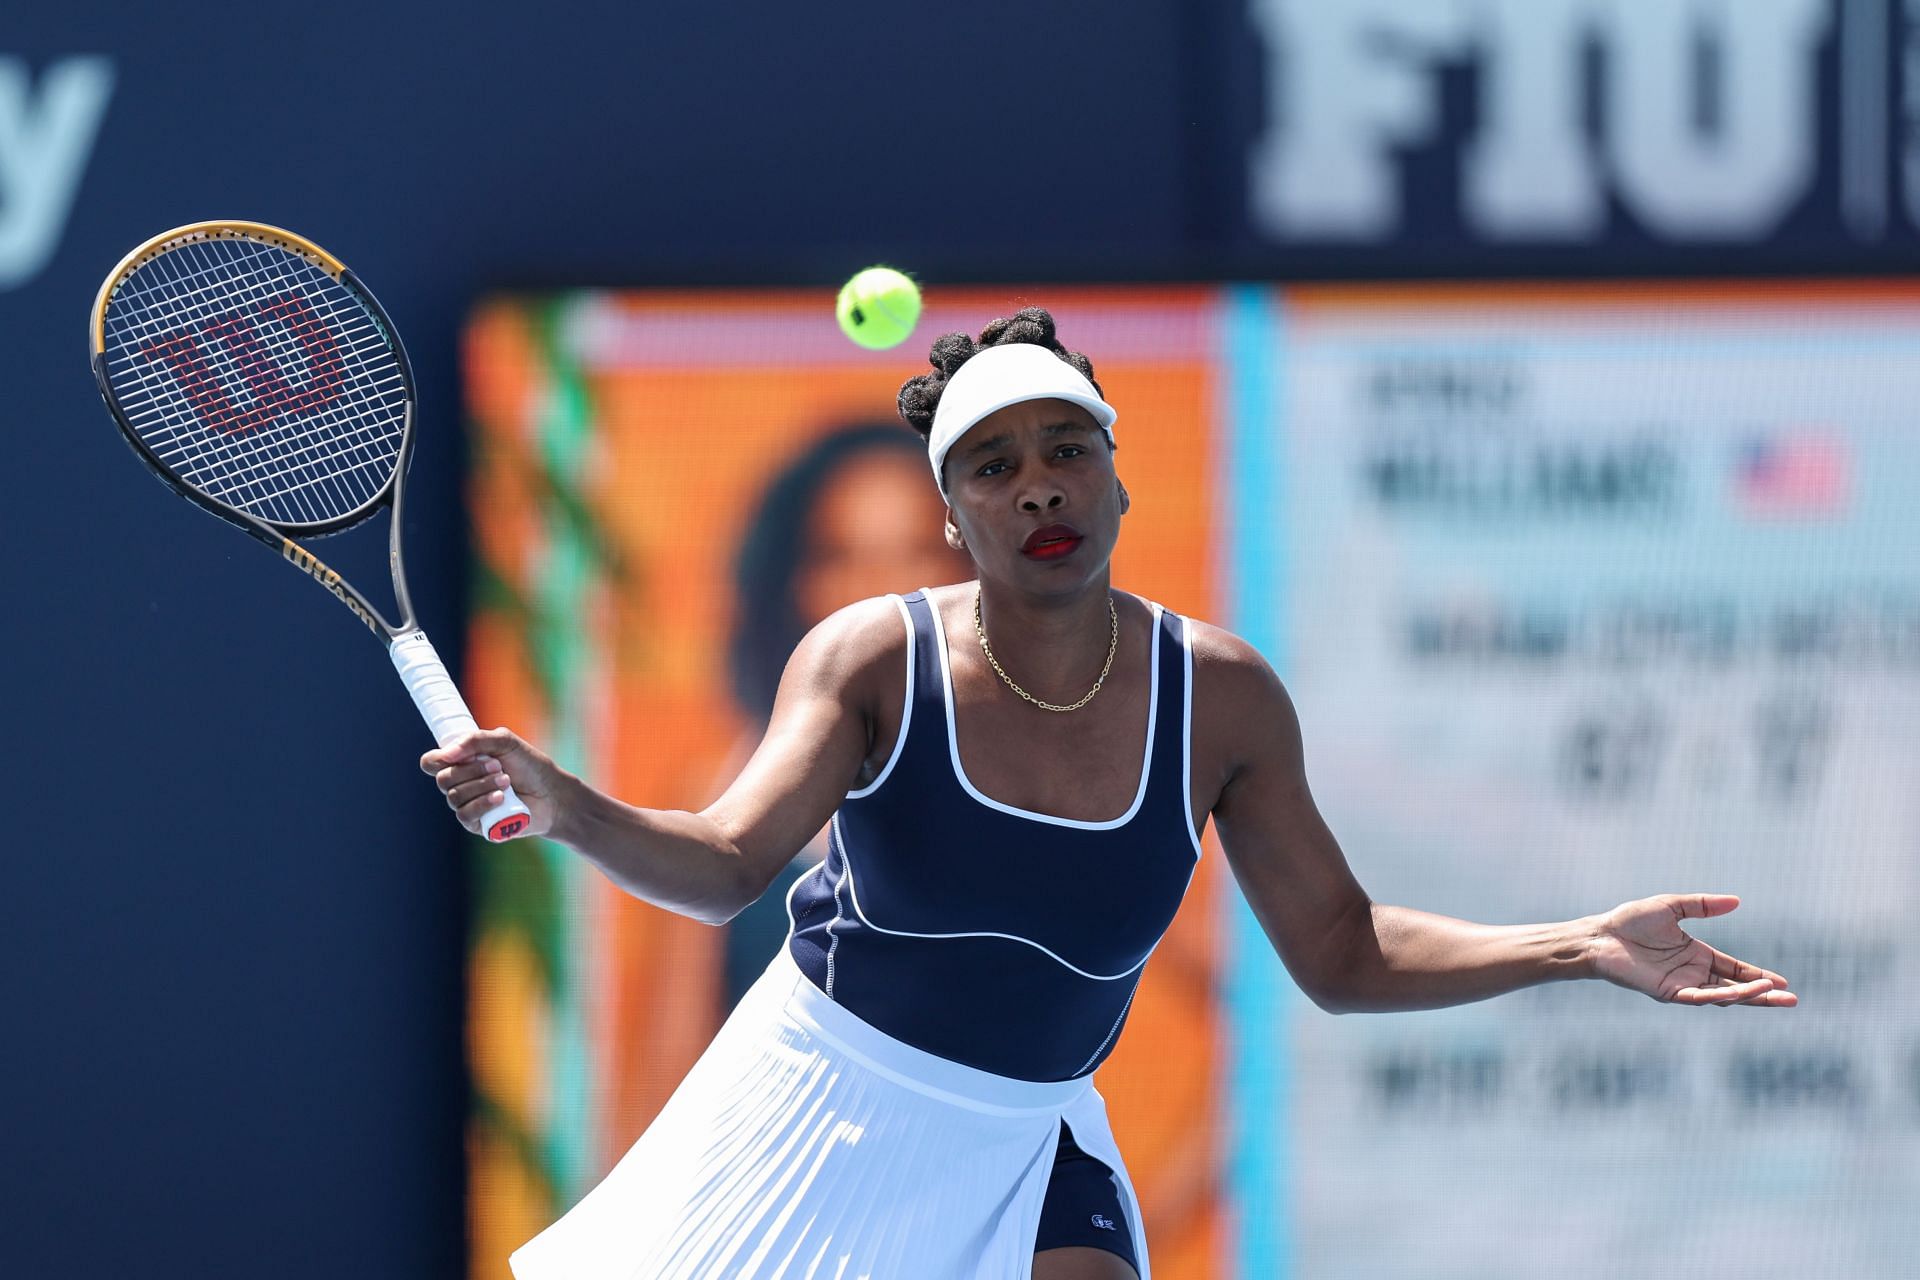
[89,220,531,842]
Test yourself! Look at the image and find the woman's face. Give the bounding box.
[794,448,969,626]
[941,397,1126,598]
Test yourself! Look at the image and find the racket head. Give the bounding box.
[91,221,417,537]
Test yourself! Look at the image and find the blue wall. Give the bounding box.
[5,7,1198,1276]
[5,3,1917,1275]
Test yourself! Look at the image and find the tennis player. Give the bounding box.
[425,308,1794,1280]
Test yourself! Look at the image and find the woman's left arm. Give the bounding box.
[1197,628,1795,1013]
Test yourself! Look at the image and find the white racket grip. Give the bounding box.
[390,629,532,842]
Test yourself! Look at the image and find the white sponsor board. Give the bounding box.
[1233,289,1920,1278]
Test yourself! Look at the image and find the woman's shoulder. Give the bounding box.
[1113,596,1271,672]
[801,594,914,664]
[1157,615,1303,780]
[764,596,912,720]
[1177,614,1291,706]
[1180,614,1268,666]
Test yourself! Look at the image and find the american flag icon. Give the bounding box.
[1734,433,1849,517]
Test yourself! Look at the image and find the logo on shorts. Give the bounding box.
[1090,1214,1117,1232]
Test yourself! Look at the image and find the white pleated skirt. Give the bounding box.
[509,947,1148,1280]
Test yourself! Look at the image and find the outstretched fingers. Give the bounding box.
[1670,977,1798,1008]
[1707,945,1789,990]
[1669,892,1742,920]
[1671,976,1772,1005]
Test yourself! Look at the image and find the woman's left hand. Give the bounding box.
[1588,893,1797,1007]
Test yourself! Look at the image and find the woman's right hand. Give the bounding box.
[420,727,563,840]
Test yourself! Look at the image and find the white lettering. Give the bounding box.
[1602,0,1829,238]
[1463,0,1605,239]
[1244,0,1836,245]
[0,57,114,291]
[1246,0,1468,238]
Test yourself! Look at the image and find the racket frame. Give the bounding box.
[90,221,529,840]
[91,221,416,577]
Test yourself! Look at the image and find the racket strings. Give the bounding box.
[108,256,395,528]
[101,235,408,527]
[159,372,408,500]
[108,239,399,524]
[113,320,372,527]
[213,412,413,511]
[106,247,345,524]
[108,240,396,482]
[115,313,393,434]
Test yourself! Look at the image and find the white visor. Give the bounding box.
[926,342,1117,492]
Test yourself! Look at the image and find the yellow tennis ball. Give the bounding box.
[836,267,921,350]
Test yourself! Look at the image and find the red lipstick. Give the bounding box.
[1022,523,1083,560]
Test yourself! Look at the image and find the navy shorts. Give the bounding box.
[1035,1122,1138,1272]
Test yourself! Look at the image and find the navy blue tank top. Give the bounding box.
[786,590,1203,1082]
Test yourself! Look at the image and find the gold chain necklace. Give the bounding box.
[973,587,1118,713]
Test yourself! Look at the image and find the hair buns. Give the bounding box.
[895,307,1100,442]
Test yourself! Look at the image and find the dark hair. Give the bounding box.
[728,423,929,719]
[896,306,1102,441]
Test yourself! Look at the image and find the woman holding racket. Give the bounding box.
[425,308,1794,1280]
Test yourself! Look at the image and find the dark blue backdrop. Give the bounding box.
[5,7,1196,1276]
[5,3,1916,1276]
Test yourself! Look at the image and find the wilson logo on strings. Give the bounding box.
[139,294,345,434]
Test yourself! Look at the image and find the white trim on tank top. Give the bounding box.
[928,587,1161,829]
[783,849,817,936]
[792,598,1204,997]
[832,812,1152,982]
[1181,613,1203,857]
[844,594,915,800]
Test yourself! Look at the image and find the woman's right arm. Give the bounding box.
[421,598,898,925]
